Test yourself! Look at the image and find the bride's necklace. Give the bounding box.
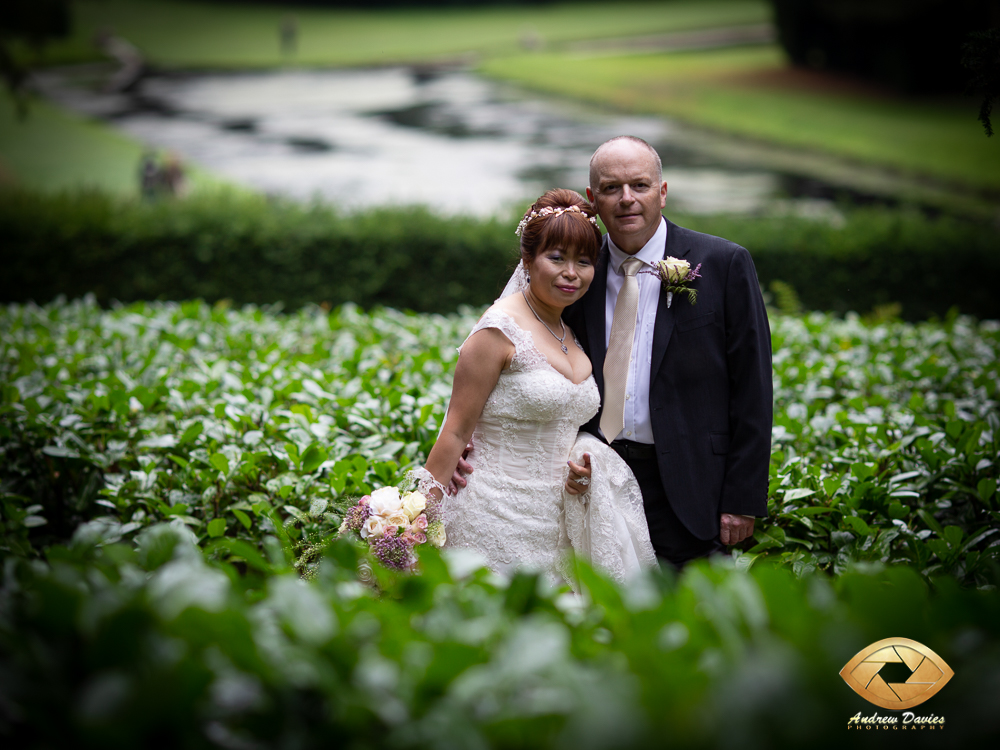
[522,290,568,355]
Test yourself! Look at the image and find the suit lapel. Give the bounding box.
[585,239,610,393]
[650,218,688,379]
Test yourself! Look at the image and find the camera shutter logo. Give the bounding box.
[840,637,954,710]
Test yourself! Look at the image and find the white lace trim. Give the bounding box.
[563,433,658,582]
[408,467,447,500]
[460,307,585,378]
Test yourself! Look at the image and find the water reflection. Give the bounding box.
[34,65,845,217]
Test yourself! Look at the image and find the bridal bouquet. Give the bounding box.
[643,256,702,308]
[338,486,445,570]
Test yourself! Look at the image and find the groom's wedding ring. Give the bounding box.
[575,476,590,486]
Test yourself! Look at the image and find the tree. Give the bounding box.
[962,28,1000,136]
[770,0,997,94]
[0,0,72,111]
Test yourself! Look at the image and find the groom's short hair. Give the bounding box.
[589,136,663,188]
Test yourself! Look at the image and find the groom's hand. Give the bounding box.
[719,513,755,545]
[448,442,474,496]
[565,453,592,496]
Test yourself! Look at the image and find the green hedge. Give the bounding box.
[680,210,1000,322]
[1,189,998,319]
[0,190,516,314]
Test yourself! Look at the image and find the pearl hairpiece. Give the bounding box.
[515,204,599,237]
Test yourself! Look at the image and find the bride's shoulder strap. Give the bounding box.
[459,306,531,361]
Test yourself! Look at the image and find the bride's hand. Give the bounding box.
[565,453,591,496]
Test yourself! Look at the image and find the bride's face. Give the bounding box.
[526,243,595,308]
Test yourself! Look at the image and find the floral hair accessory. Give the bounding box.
[640,256,702,309]
[515,204,599,237]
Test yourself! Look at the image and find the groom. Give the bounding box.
[564,136,773,567]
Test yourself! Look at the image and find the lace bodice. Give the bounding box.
[463,308,600,486]
[442,308,655,583]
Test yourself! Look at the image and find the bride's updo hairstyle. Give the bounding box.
[517,189,602,266]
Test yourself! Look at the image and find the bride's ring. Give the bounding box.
[575,476,590,486]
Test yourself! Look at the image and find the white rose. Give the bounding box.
[426,521,446,549]
[401,491,427,522]
[360,515,386,539]
[659,256,690,284]
[369,486,403,517]
[385,511,409,528]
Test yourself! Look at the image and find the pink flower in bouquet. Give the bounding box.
[401,527,427,545]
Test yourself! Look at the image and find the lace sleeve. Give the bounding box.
[408,467,447,500]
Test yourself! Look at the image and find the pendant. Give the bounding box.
[561,344,569,354]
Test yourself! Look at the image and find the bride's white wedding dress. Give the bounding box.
[441,307,657,583]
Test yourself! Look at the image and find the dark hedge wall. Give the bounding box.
[1,189,998,320]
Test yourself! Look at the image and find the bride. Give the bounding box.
[415,189,656,583]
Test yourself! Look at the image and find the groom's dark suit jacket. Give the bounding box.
[564,217,773,541]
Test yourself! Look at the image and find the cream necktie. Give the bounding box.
[601,256,643,442]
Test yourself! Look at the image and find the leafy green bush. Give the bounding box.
[1,189,998,319]
[759,312,1000,584]
[1,298,997,586]
[2,533,999,749]
[0,297,471,569]
[2,298,999,747]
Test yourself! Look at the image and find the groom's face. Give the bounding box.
[587,142,667,254]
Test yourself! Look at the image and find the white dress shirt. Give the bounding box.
[603,217,667,444]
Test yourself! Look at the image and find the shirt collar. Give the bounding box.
[607,217,667,275]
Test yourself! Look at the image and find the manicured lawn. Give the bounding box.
[0,96,232,195]
[480,47,1000,192]
[11,1,996,196]
[28,0,770,68]
[0,96,145,194]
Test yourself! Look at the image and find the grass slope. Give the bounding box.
[27,0,771,68]
[9,1,995,198]
[480,47,1000,192]
[0,96,146,194]
[0,96,234,196]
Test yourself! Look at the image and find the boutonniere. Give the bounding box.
[641,256,702,308]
